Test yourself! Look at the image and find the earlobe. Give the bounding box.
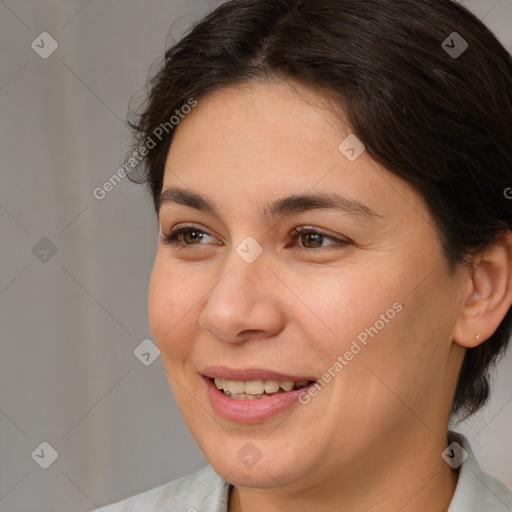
[453,230,512,349]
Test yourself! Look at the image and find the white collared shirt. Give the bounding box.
[91,432,512,511]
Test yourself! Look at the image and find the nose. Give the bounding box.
[198,253,285,344]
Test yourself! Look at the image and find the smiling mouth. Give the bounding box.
[211,378,313,399]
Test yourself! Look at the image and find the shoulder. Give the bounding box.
[448,431,512,512]
[90,465,231,512]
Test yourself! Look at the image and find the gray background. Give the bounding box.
[0,1,510,510]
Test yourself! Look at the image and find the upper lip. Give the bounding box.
[201,366,316,382]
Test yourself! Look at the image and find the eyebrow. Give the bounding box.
[157,186,383,220]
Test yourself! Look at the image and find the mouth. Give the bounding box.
[211,377,313,399]
[200,367,318,423]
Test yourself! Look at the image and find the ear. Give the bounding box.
[453,230,512,348]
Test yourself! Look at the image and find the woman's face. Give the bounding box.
[148,79,467,490]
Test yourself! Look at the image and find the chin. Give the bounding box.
[199,439,312,490]
[212,456,303,489]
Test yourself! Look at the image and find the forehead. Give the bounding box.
[162,80,428,225]
[166,79,344,167]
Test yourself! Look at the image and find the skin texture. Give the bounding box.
[148,79,512,512]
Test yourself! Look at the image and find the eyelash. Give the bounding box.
[160,224,351,252]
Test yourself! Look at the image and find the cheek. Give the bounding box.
[287,265,403,348]
[349,275,457,413]
[293,262,442,388]
[147,258,198,360]
[148,262,171,343]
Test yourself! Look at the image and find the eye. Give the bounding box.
[290,226,351,250]
[160,224,351,251]
[160,224,220,246]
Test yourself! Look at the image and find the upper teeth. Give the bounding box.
[214,378,309,395]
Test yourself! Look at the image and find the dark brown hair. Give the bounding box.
[127,0,512,418]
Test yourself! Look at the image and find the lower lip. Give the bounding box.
[203,377,314,423]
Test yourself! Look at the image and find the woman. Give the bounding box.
[93,0,512,510]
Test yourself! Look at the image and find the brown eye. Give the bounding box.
[161,225,218,246]
[181,229,207,244]
[299,232,324,248]
[291,227,351,251]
